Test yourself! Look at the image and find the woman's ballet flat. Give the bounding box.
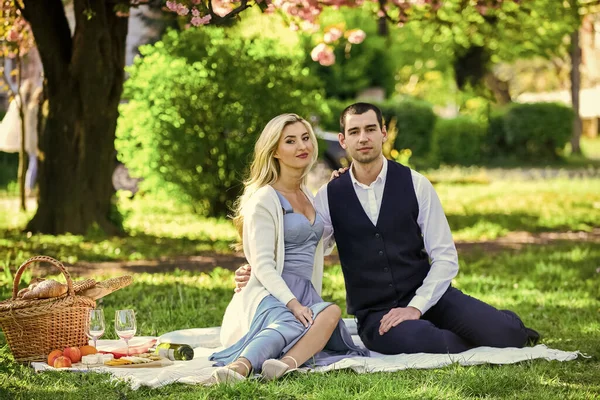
[261,356,298,381]
[212,363,249,384]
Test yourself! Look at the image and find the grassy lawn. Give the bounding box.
[436,178,600,241]
[1,178,599,263]
[1,168,599,399]
[0,241,598,399]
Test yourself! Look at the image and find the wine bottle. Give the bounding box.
[154,343,194,361]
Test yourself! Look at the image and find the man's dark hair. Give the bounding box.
[339,102,384,135]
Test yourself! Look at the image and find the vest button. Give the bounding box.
[384,267,389,272]
[378,250,384,256]
[375,233,380,238]
[388,283,393,287]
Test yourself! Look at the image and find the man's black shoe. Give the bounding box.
[526,327,541,346]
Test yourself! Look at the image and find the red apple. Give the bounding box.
[53,356,72,368]
[63,346,82,363]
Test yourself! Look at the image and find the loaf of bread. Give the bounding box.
[21,279,68,299]
[17,278,46,298]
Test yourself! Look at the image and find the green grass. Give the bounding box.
[0,193,237,264]
[581,136,600,159]
[435,179,600,241]
[1,178,598,263]
[0,241,598,399]
[1,168,599,399]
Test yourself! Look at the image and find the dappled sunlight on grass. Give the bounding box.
[0,229,234,265]
[1,175,599,398]
[118,193,238,241]
[0,193,238,265]
[0,178,598,268]
[437,179,600,240]
[0,192,36,230]
[1,239,599,398]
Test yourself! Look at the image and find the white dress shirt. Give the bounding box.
[314,157,459,315]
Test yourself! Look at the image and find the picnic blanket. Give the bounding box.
[31,319,584,390]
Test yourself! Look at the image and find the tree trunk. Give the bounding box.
[484,72,512,105]
[18,95,27,212]
[570,29,582,155]
[21,0,129,234]
[17,54,27,211]
[377,0,389,36]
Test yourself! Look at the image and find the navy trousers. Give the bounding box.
[357,287,530,354]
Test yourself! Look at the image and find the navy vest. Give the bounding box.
[327,160,431,319]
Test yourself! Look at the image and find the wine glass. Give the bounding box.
[85,309,105,349]
[114,309,137,356]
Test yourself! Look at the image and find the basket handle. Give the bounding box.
[12,256,75,300]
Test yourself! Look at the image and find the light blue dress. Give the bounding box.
[210,191,369,371]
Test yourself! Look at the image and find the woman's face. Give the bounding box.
[274,122,314,171]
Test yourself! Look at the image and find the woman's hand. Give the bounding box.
[286,299,313,327]
[329,167,348,182]
[234,264,252,293]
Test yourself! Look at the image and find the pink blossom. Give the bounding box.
[176,4,190,15]
[311,43,327,61]
[191,14,212,26]
[318,50,336,66]
[191,0,202,3]
[192,7,200,16]
[347,29,366,44]
[311,43,336,66]
[166,1,178,11]
[212,0,232,16]
[300,20,319,33]
[476,4,489,15]
[323,27,343,43]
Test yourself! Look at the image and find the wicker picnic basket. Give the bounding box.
[0,256,96,363]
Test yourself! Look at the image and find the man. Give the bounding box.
[236,102,538,354]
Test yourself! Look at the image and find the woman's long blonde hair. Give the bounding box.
[233,113,319,240]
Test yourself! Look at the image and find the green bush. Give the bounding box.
[503,102,574,160]
[319,98,347,132]
[431,116,486,166]
[377,99,437,161]
[117,28,326,217]
[486,109,510,158]
[0,151,18,188]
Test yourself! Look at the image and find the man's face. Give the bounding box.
[339,110,387,165]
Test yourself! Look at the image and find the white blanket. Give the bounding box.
[31,320,584,390]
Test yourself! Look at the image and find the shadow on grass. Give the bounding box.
[0,229,234,265]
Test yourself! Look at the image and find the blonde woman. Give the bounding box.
[210,114,368,383]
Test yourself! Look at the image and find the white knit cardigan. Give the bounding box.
[219,185,324,347]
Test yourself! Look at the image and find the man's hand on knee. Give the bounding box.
[234,264,252,293]
[379,306,422,335]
